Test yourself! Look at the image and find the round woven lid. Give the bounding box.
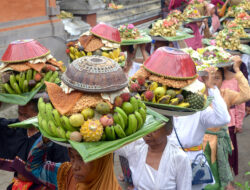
[1,39,50,63]
[91,23,121,43]
[143,47,197,80]
[61,56,128,93]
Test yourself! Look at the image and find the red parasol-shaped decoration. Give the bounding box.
[91,23,121,43]
[143,47,197,80]
[1,39,50,63]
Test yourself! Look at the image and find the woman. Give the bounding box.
[169,58,233,190]
[0,99,69,190]
[203,56,250,190]
[116,118,192,190]
[206,4,220,34]
[26,136,121,190]
[184,22,203,50]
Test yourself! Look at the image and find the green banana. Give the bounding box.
[26,69,33,82]
[125,114,137,136]
[57,127,66,139]
[23,80,29,93]
[38,97,44,112]
[52,109,62,127]
[15,74,20,82]
[41,119,54,136]
[4,83,15,94]
[44,71,53,81]
[139,107,146,122]
[32,70,37,80]
[130,97,139,111]
[66,131,72,139]
[54,78,61,83]
[19,73,25,92]
[61,116,76,131]
[38,98,46,119]
[113,113,125,130]
[138,100,146,110]
[114,124,126,139]
[10,75,17,90]
[134,111,143,131]
[114,107,128,127]
[101,132,106,141]
[13,83,22,94]
[45,103,55,123]
[105,126,116,141]
[31,82,42,91]
[48,120,58,137]
[38,114,43,126]
[48,71,58,83]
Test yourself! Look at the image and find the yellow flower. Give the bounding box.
[194,10,198,14]
[197,48,205,54]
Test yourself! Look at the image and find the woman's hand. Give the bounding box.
[202,67,217,89]
[231,56,242,72]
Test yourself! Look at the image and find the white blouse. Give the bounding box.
[116,139,192,190]
[169,87,231,161]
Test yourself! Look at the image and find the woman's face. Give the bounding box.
[211,7,215,15]
[213,70,223,89]
[143,123,172,146]
[69,148,95,183]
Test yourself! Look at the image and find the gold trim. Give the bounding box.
[143,65,197,80]
[90,31,121,44]
[1,51,51,63]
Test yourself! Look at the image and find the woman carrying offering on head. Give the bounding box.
[26,136,121,190]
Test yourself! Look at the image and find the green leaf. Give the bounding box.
[235,182,244,188]
[161,31,194,41]
[245,172,250,176]
[144,96,213,114]
[8,117,38,128]
[245,182,249,189]
[240,44,250,55]
[121,34,152,45]
[0,84,44,105]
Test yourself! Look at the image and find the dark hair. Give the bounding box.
[165,116,173,131]
[18,99,38,113]
[218,68,225,80]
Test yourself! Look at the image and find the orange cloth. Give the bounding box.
[12,178,33,190]
[183,144,203,152]
[57,153,121,190]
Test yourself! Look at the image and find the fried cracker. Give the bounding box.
[45,82,83,115]
[66,93,112,116]
[8,63,31,72]
[47,59,64,71]
[26,62,45,73]
[79,35,94,48]
[85,37,104,52]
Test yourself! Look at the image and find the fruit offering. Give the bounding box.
[187,0,206,16]
[167,10,184,22]
[0,39,64,94]
[119,24,140,40]
[183,6,202,19]
[235,12,250,28]
[66,23,126,67]
[37,56,147,143]
[38,86,147,142]
[216,29,241,50]
[129,47,207,111]
[150,18,179,37]
[226,21,249,38]
[239,0,250,10]
[226,7,245,18]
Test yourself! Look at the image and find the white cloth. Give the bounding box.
[168,87,230,189]
[128,62,142,78]
[242,54,250,84]
[116,139,192,190]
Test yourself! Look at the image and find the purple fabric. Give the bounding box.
[228,126,238,176]
[211,0,225,6]
[168,0,187,10]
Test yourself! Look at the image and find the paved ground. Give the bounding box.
[0,105,249,189]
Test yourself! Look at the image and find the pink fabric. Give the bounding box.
[211,0,224,6]
[168,0,187,10]
[207,4,221,32]
[184,23,203,50]
[221,78,246,129]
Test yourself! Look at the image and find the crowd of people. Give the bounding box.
[0,0,250,190]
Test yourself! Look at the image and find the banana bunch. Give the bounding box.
[68,46,91,61]
[216,30,241,50]
[3,69,59,94]
[102,97,147,141]
[102,48,125,65]
[38,98,77,139]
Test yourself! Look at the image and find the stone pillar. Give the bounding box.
[60,0,105,27]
